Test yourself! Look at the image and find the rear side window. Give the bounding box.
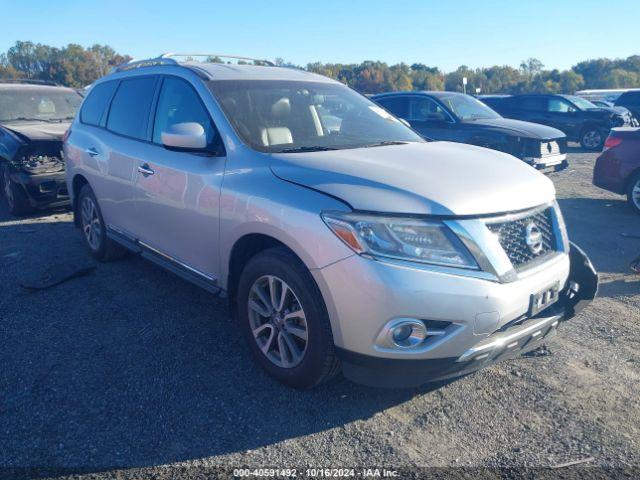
[107,77,157,140]
[376,96,409,118]
[80,81,118,126]
[618,92,640,105]
[152,77,218,148]
[516,97,546,111]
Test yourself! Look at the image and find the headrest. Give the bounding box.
[271,97,291,118]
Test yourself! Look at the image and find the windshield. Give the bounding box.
[565,95,598,111]
[440,94,501,121]
[0,87,82,123]
[207,80,423,153]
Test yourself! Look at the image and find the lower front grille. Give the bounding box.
[486,207,557,269]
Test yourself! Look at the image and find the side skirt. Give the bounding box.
[106,226,221,294]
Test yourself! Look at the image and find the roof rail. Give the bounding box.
[160,53,275,66]
[0,78,59,86]
[113,57,179,73]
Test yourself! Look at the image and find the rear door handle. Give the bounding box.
[86,147,99,157]
[137,163,155,177]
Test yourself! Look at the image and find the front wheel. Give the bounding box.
[2,164,33,216]
[236,247,340,388]
[580,128,605,151]
[627,172,640,215]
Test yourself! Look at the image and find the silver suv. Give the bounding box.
[64,54,598,388]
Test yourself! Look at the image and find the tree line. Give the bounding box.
[1,40,639,94]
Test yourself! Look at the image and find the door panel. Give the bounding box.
[132,145,225,278]
[131,75,226,278]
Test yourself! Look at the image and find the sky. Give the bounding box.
[1,0,638,72]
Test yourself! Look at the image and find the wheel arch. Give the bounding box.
[226,233,308,311]
[71,174,90,226]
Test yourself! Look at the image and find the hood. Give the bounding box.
[2,121,70,142]
[464,117,565,140]
[270,142,555,216]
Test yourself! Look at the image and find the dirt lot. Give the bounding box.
[1,147,639,479]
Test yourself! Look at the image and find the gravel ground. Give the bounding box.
[1,147,639,479]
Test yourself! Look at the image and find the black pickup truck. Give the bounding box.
[481,94,636,150]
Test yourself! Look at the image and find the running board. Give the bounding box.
[107,227,220,294]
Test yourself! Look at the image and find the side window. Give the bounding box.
[548,98,574,113]
[409,97,451,122]
[152,77,219,148]
[80,81,118,126]
[518,97,546,111]
[106,77,157,140]
[376,96,409,119]
[621,92,640,106]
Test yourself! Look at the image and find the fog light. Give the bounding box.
[392,324,413,342]
[389,319,427,348]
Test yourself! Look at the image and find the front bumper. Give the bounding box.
[523,154,568,174]
[13,169,70,209]
[318,243,597,388]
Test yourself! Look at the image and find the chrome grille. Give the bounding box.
[540,140,560,157]
[486,207,557,269]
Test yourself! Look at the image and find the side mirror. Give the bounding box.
[161,122,207,151]
[399,118,411,127]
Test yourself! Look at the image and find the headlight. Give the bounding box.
[322,211,478,269]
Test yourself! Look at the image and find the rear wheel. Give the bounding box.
[627,172,640,215]
[77,184,127,261]
[2,164,33,216]
[580,128,604,150]
[236,247,340,388]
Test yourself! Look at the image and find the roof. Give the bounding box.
[181,62,335,83]
[371,90,466,99]
[111,54,336,83]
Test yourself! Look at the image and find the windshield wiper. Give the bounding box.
[5,117,65,123]
[361,141,409,148]
[278,146,338,153]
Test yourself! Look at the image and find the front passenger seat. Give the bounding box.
[260,97,293,146]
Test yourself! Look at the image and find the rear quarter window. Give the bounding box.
[106,77,158,140]
[80,81,118,126]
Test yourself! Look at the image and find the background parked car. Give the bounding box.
[593,127,640,214]
[0,80,82,215]
[614,90,640,122]
[481,94,635,150]
[373,91,568,172]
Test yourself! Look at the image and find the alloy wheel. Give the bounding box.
[81,196,102,251]
[582,130,602,149]
[247,275,308,368]
[632,179,640,211]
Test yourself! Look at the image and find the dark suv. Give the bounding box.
[482,94,635,150]
[0,80,82,215]
[373,91,568,172]
[614,90,640,122]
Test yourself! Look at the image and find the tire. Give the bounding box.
[2,164,34,216]
[236,247,340,388]
[77,184,127,261]
[580,127,605,151]
[627,171,640,215]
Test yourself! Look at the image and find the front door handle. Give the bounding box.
[86,147,99,157]
[137,163,155,177]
